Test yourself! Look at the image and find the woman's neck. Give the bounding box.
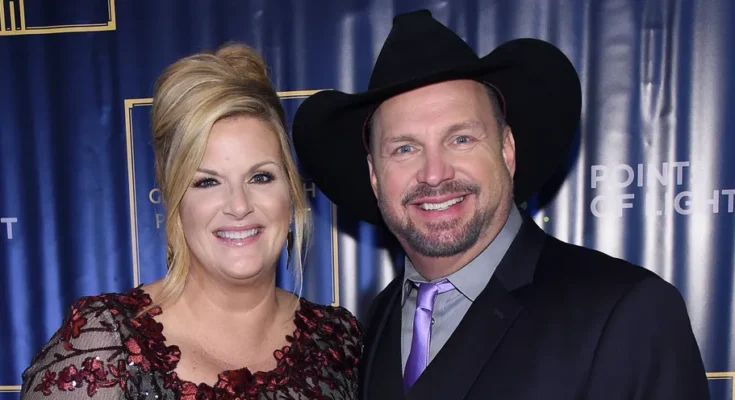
[173,268,287,339]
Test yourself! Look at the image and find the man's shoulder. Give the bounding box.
[535,235,679,304]
[542,235,654,276]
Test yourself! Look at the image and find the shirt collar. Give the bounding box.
[402,203,523,304]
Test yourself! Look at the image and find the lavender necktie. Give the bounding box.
[404,279,455,391]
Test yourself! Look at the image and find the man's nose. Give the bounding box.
[416,147,455,186]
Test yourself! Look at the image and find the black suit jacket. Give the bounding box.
[358,214,709,400]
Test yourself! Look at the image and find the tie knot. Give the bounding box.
[411,279,455,310]
[413,278,454,292]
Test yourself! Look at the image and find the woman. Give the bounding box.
[21,42,363,399]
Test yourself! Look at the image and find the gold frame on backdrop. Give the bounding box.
[124,90,340,308]
[0,0,116,36]
[707,371,735,398]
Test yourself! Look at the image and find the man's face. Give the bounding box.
[368,80,516,258]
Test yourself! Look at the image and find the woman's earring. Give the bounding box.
[166,245,173,272]
[286,228,294,269]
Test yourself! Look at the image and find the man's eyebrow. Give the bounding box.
[380,120,484,148]
[384,134,420,144]
[444,120,483,135]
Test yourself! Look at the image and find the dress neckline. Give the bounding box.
[127,286,309,392]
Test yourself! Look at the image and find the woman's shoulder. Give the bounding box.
[299,297,361,326]
[45,286,155,350]
[67,286,155,318]
[293,298,363,377]
[296,297,364,345]
[20,287,156,398]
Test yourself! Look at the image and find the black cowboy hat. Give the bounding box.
[292,9,581,225]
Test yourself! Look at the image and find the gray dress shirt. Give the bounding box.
[400,203,523,372]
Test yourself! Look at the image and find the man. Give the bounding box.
[292,9,709,400]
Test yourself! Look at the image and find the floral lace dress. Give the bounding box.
[20,288,363,399]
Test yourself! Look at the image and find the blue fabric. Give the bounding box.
[1,1,733,398]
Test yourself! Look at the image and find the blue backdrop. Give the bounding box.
[1,0,734,398]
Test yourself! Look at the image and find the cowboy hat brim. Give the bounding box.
[292,38,581,225]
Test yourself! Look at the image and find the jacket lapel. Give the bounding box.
[367,292,406,400]
[407,214,546,400]
[359,277,403,400]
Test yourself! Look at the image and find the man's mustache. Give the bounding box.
[402,181,480,205]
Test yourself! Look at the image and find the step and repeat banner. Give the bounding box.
[1,0,734,397]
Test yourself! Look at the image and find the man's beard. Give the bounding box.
[377,181,493,258]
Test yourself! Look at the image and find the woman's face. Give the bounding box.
[179,116,291,285]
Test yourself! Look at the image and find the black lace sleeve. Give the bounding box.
[285,301,363,399]
[334,305,364,397]
[20,296,129,399]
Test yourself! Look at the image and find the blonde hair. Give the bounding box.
[150,42,311,308]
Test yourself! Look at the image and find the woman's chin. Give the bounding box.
[218,265,271,284]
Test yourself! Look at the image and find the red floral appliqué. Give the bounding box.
[22,288,363,399]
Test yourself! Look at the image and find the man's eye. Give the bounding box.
[395,144,413,154]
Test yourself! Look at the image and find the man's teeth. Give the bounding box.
[216,228,260,240]
[420,196,464,211]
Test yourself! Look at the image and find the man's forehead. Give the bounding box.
[375,99,490,134]
[383,83,487,117]
[378,118,486,140]
[379,80,487,110]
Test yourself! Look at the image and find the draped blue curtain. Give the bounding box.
[1,0,733,397]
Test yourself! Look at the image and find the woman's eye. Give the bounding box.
[193,177,218,188]
[251,172,274,184]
